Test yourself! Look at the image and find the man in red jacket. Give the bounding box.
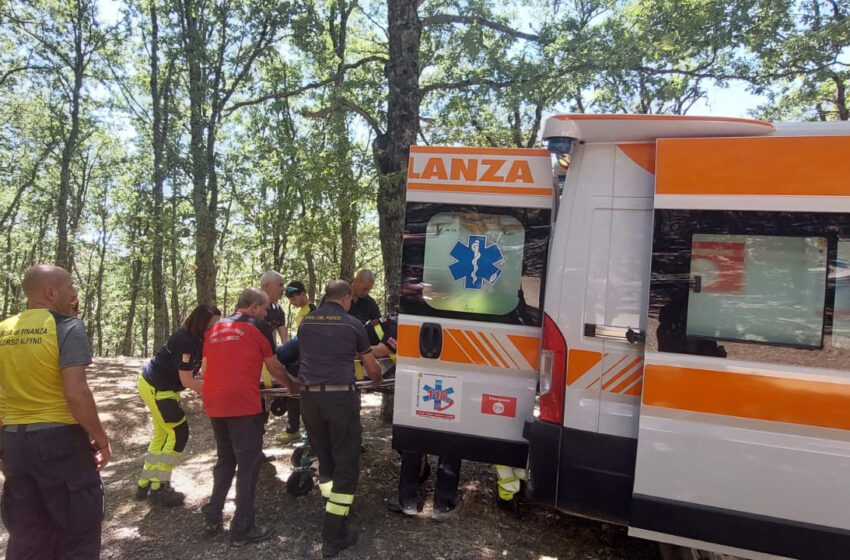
[200,287,296,546]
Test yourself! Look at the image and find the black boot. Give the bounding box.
[321,513,358,558]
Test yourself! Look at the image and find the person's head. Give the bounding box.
[284,280,308,308]
[235,287,269,319]
[351,269,375,299]
[259,270,285,302]
[324,279,353,312]
[182,304,222,339]
[22,264,78,316]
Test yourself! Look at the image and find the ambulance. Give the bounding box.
[392,114,850,560]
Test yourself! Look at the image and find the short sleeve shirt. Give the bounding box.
[264,302,286,334]
[143,327,202,392]
[297,302,371,386]
[348,295,381,324]
[202,313,274,417]
[0,309,92,425]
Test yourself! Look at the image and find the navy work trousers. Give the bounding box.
[398,452,461,512]
[1,424,104,560]
[202,413,264,537]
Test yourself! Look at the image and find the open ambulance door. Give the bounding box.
[392,146,554,468]
[629,134,850,559]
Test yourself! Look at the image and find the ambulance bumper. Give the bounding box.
[524,420,637,525]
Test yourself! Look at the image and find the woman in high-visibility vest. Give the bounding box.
[135,304,221,506]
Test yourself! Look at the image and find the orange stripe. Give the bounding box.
[617,143,655,174]
[447,329,487,366]
[657,136,850,197]
[491,335,520,369]
[601,357,642,390]
[566,349,602,386]
[643,365,850,431]
[507,335,540,370]
[477,331,509,368]
[610,363,644,394]
[407,182,552,196]
[553,114,771,127]
[397,324,420,358]
[464,330,498,367]
[410,146,550,156]
[624,382,643,396]
[440,329,474,364]
[585,377,600,389]
[603,355,628,376]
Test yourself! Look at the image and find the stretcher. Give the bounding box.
[261,356,396,496]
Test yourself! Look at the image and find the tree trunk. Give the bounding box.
[120,257,143,356]
[375,0,421,315]
[56,0,86,270]
[150,1,171,348]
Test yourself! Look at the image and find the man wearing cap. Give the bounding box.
[0,264,110,559]
[297,280,381,557]
[275,280,315,443]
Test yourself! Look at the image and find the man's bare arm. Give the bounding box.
[277,326,289,343]
[62,365,110,469]
[360,351,382,385]
[178,369,203,393]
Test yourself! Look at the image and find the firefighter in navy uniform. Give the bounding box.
[297,280,381,558]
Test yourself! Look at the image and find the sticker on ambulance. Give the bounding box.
[413,372,461,422]
[481,394,517,417]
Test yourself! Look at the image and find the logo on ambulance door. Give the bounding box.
[449,235,504,290]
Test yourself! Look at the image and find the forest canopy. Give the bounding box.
[1,0,846,356]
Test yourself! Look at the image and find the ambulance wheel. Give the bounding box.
[291,446,306,468]
[286,469,314,497]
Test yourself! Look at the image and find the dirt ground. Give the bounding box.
[0,357,661,559]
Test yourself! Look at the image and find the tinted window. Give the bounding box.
[401,203,550,326]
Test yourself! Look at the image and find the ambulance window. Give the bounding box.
[400,203,551,326]
[833,240,850,349]
[423,212,524,315]
[686,234,828,348]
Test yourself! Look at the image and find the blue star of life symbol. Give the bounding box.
[448,235,504,290]
[422,379,455,412]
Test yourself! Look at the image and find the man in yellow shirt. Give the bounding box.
[0,265,110,559]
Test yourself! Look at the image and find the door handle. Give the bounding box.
[419,322,443,358]
[584,323,645,344]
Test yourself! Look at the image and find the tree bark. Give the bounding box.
[120,257,143,356]
[56,0,87,270]
[375,0,422,314]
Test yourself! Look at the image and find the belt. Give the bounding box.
[303,383,355,392]
[3,422,70,433]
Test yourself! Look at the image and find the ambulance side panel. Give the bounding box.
[524,142,654,523]
[630,135,850,559]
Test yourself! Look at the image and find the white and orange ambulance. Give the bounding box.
[393,114,850,560]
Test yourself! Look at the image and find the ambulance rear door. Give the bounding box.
[629,132,850,559]
[393,146,553,467]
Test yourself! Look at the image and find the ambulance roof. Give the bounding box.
[542,113,774,143]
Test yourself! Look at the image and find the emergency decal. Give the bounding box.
[413,372,461,422]
[449,235,504,290]
[481,394,517,418]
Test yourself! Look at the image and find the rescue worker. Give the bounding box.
[494,464,527,515]
[348,269,381,323]
[201,287,296,546]
[274,279,315,444]
[388,453,462,521]
[134,303,221,506]
[259,270,288,460]
[297,279,381,557]
[0,264,111,559]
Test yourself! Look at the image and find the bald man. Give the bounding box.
[348,269,381,324]
[0,264,110,559]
